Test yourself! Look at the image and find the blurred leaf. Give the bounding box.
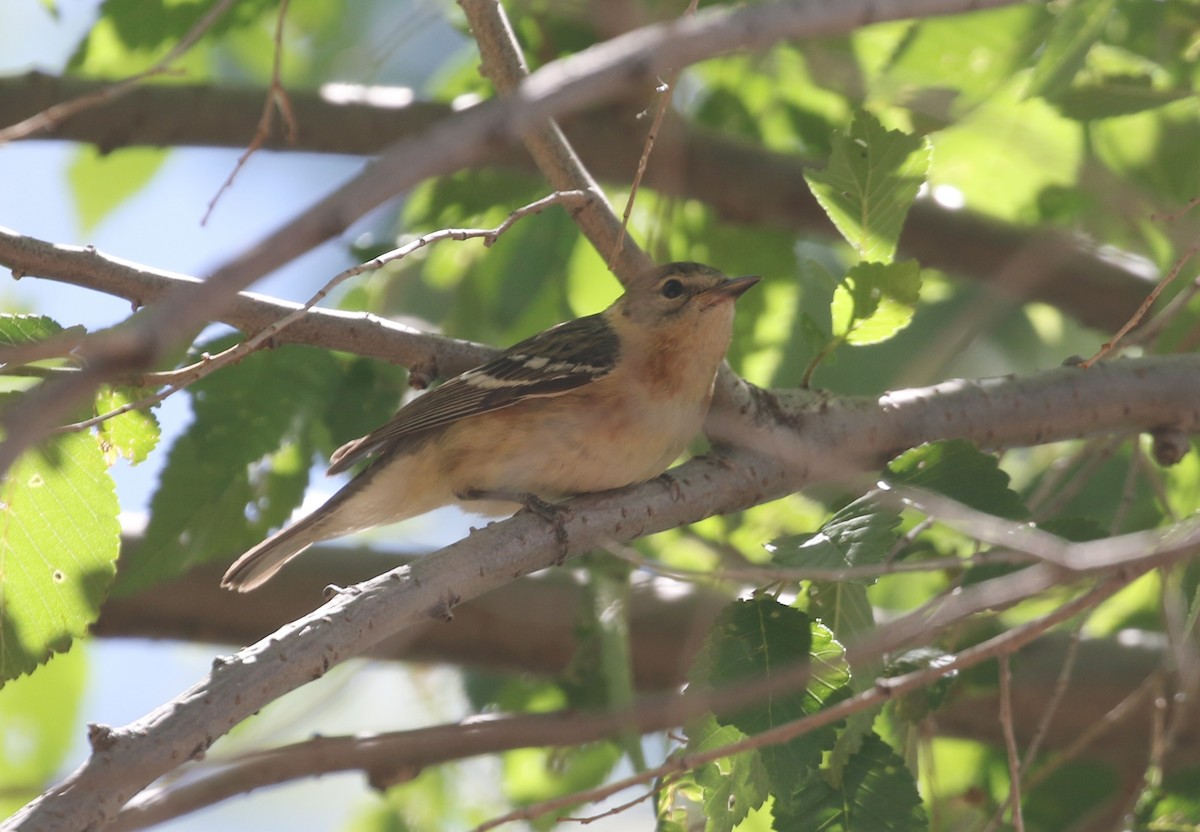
[0,418,120,683]
[883,5,1052,117]
[776,733,926,830]
[1052,75,1191,120]
[830,260,922,345]
[68,0,275,74]
[804,110,930,263]
[68,147,167,233]
[887,439,1030,521]
[122,342,341,594]
[94,385,160,465]
[769,496,902,584]
[927,85,1082,223]
[563,556,643,768]
[0,647,86,815]
[1026,0,1118,100]
[682,714,771,832]
[885,647,958,723]
[502,742,621,828]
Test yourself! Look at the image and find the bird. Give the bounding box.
[221,262,758,591]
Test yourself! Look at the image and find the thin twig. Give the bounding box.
[54,190,589,433]
[202,0,298,225]
[1080,244,1197,368]
[604,538,1037,585]
[608,0,700,270]
[998,655,1026,832]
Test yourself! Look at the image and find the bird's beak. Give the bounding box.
[700,274,760,305]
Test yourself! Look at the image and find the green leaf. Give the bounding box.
[1052,76,1191,120]
[1026,0,1117,100]
[691,598,850,795]
[0,315,74,347]
[830,260,922,345]
[804,110,930,263]
[563,556,643,768]
[883,5,1052,118]
[769,495,902,583]
[0,647,86,815]
[502,742,621,825]
[885,647,958,723]
[776,733,927,831]
[685,714,771,832]
[0,423,120,683]
[94,385,160,465]
[886,439,1029,521]
[121,342,341,594]
[68,146,168,233]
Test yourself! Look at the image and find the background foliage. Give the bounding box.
[2,0,1200,830]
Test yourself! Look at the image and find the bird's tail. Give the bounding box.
[221,514,329,592]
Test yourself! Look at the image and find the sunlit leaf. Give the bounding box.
[830,260,922,345]
[804,110,930,263]
[0,422,120,683]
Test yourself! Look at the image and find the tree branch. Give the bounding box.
[459,0,654,280]
[7,350,1200,830]
[0,72,1153,332]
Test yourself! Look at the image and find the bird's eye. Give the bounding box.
[660,278,684,299]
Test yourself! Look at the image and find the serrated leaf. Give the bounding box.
[691,598,850,796]
[776,733,927,831]
[683,714,771,832]
[1026,0,1117,100]
[768,496,902,583]
[886,439,1029,521]
[804,110,930,263]
[0,425,120,683]
[68,146,167,233]
[120,343,340,594]
[94,385,160,465]
[830,260,922,345]
[0,315,70,347]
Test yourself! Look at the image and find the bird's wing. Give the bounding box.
[327,313,619,474]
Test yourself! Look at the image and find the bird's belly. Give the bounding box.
[440,390,705,500]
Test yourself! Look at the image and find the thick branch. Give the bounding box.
[7,351,1200,830]
[0,72,1152,332]
[459,0,653,280]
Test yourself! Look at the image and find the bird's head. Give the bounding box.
[616,262,759,331]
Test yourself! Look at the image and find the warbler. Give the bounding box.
[221,262,758,591]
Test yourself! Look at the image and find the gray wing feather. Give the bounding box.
[327,313,618,474]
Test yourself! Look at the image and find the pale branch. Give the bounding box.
[0,228,495,376]
[459,0,654,280]
[106,628,1195,831]
[0,72,1155,332]
[5,227,1199,472]
[107,711,640,831]
[94,549,1200,771]
[8,354,1200,830]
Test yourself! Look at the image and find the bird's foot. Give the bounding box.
[458,488,570,562]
